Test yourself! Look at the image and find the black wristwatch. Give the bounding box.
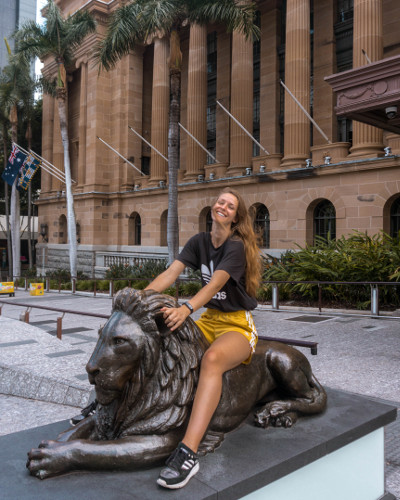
[182,301,194,314]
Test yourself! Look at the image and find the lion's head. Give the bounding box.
[86,288,209,440]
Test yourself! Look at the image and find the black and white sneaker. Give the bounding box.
[69,400,97,426]
[157,442,199,489]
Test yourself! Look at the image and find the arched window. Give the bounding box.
[390,197,400,238]
[253,204,270,248]
[206,209,212,233]
[199,207,212,233]
[58,215,67,244]
[314,200,336,242]
[160,210,168,246]
[128,212,141,245]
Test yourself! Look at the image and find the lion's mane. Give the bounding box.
[93,288,209,440]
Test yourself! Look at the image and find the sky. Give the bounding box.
[37,0,47,24]
[35,0,47,76]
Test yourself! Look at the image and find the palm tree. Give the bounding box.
[14,0,96,278]
[0,43,34,279]
[97,0,259,264]
[0,85,12,277]
[19,75,37,269]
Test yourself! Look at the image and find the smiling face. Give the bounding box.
[212,192,239,227]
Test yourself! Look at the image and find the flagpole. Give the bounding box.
[216,100,270,156]
[29,149,75,183]
[14,143,71,184]
[279,80,331,144]
[178,123,219,164]
[128,126,169,163]
[97,136,145,176]
[37,162,66,185]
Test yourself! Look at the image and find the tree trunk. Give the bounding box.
[27,123,33,269]
[167,68,181,265]
[2,132,11,272]
[57,95,77,278]
[10,110,20,280]
[2,129,12,278]
[167,29,182,265]
[10,180,20,279]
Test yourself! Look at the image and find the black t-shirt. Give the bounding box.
[177,232,257,312]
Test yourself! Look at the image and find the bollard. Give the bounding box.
[24,278,28,291]
[56,313,65,340]
[318,284,322,313]
[371,285,379,316]
[46,277,50,292]
[272,284,279,310]
[72,278,76,294]
[109,280,114,298]
[19,309,30,323]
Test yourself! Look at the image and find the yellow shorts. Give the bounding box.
[196,309,258,364]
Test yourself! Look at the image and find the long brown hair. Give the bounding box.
[216,187,262,297]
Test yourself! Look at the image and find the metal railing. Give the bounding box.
[8,277,400,318]
[265,280,398,318]
[0,292,319,354]
[0,299,109,340]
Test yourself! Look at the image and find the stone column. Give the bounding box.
[228,29,253,175]
[41,92,54,194]
[184,24,207,181]
[149,36,169,185]
[350,0,383,156]
[281,0,310,167]
[52,98,63,193]
[76,57,88,189]
[313,0,336,146]
[260,4,281,156]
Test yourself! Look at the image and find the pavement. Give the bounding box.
[0,289,399,497]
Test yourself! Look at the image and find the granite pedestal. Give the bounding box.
[1,388,396,500]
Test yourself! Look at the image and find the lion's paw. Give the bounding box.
[254,403,297,429]
[197,430,225,456]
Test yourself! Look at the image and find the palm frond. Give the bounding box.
[138,0,186,38]
[187,0,259,40]
[14,20,53,61]
[37,76,57,97]
[95,2,144,71]
[64,10,97,50]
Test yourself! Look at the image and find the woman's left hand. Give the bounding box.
[161,306,190,331]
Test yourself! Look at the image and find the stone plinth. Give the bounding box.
[2,388,396,500]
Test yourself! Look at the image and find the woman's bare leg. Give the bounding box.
[182,331,251,453]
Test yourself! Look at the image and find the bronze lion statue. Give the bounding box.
[26,288,327,479]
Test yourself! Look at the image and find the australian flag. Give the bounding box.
[2,144,27,186]
[18,153,40,190]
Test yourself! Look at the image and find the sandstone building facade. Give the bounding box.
[37,0,400,276]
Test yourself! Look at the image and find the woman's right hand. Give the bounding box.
[161,306,190,331]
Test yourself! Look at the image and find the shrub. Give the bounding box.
[105,259,168,280]
[181,281,202,297]
[97,280,110,292]
[114,280,129,291]
[22,266,38,279]
[163,286,176,297]
[256,285,272,303]
[46,268,71,281]
[262,231,400,309]
[132,279,149,290]
[76,280,95,292]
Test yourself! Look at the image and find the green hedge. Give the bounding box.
[262,231,400,309]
